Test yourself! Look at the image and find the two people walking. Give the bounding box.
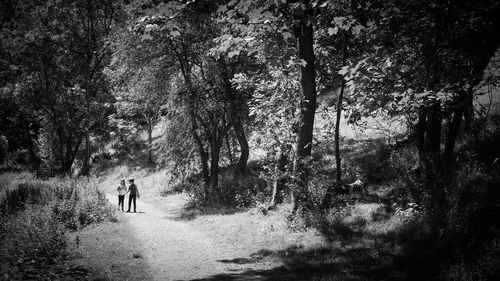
[117,178,140,212]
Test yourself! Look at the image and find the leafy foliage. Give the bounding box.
[1,0,124,173]
[0,174,116,280]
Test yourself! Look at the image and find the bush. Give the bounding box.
[217,172,269,208]
[0,174,117,279]
[432,119,500,281]
[0,205,68,280]
[0,135,7,164]
[180,162,271,209]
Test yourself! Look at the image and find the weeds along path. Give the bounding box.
[105,193,281,281]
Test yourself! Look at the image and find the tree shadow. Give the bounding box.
[183,266,292,281]
[184,234,439,281]
[216,250,275,265]
[162,212,197,221]
[160,201,251,222]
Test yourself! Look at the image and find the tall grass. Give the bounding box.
[0,173,116,280]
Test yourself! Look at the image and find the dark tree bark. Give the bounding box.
[209,128,226,193]
[147,116,153,165]
[322,31,348,209]
[444,108,463,159]
[81,131,91,176]
[191,112,210,188]
[232,116,249,176]
[225,130,233,166]
[59,134,82,176]
[425,101,442,154]
[270,146,289,206]
[291,4,317,212]
[218,59,249,176]
[25,123,39,169]
[444,90,466,160]
[334,31,348,184]
[416,107,427,166]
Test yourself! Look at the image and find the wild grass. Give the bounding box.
[0,173,117,280]
[0,172,34,201]
[189,202,328,257]
[1,204,68,280]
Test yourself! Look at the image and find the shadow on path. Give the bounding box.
[183,266,291,281]
[151,194,247,222]
[182,242,438,281]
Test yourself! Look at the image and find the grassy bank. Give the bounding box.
[0,173,117,280]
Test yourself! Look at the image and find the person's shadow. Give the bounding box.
[125,211,146,214]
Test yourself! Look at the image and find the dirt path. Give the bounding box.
[105,194,282,281]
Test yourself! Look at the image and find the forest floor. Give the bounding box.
[72,192,328,281]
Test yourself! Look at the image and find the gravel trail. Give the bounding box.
[106,194,280,281]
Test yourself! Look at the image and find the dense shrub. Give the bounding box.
[0,205,68,280]
[440,166,500,280]
[1,177,115,225]
[0,174,116,280]
[218,172,269,208]
[0,135,7,164]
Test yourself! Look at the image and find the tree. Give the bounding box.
[130,1,240,198]
[1,0,122,175]
[342,0,500,214]
[233,67,301,206]
[311,0,367,206]
[216,0,322,211]
[217,0,367,210]
[107,27,175,166]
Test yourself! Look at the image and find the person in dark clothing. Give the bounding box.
[126,178,140,212]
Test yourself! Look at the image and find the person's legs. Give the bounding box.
[132,195,137,212]
[127,195,132,212]
[118,195,124,211]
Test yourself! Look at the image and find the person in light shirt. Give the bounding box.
[117,179,127,212]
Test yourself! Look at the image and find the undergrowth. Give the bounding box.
[0,174,116,280]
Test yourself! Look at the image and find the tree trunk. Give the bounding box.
[62,135,82,176]
[225,130,233,166]
[56,127,65,171]
[270,146,289,206]
[322,31,348,209]
[424,101,441,154]
[25,124,38,169]
[416,107,427,168]
[209,128,226,197]
[191,113,210,188]
[232,115,249,176]
[217,58,249,176]
[177,51,211,194]
[209,140,221,193]
[291,8,317,213]
[81,131,91,176]
[148,117,153,165]
[334,31,348,184]
[444,91,466,160]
